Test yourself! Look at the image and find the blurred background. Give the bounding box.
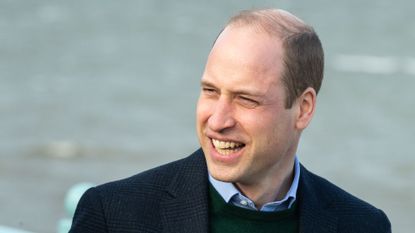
[0,0,414,232]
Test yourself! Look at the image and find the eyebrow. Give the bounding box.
[200,79,265,98]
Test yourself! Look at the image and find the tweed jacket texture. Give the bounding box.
[69,149,391,233]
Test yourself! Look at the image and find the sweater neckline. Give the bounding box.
[209,183,298,221]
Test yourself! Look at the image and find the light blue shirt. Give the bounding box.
[209,157,300,212]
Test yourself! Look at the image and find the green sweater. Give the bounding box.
[209,184,299,233]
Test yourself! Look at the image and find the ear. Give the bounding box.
[295,87,317,130]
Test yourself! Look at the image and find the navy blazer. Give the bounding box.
[70,149,391,233]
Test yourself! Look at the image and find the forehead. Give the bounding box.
[203,26,285,92]
[212,25,284,69]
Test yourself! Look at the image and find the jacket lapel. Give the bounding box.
[298,165,338,233]
[160,149,209,233]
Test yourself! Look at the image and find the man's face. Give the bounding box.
[196,25,301,188]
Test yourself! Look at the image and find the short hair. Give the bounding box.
[226,9,324,108]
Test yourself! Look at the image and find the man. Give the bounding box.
[70,8,391,233]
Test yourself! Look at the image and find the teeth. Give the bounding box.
[215,148,239,156]
[212,139,243,149]
[212,139,244,155]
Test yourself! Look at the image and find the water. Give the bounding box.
[0,1,414,232]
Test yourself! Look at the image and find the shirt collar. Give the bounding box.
[209,157,300,211]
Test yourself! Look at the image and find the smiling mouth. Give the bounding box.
[211,138,245,155]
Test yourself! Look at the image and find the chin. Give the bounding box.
[211,173,234,183]
[207,163,238,182]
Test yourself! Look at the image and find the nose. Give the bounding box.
[207,97,236,133]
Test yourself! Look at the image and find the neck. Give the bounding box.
[235,156,295,209]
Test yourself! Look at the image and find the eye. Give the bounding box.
[237,96,259,108]
[202,86,218,96]
[203,87,214,93]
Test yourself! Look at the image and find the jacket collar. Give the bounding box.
[160,150,338,233]
[298,164,338,233]
[160,149,209,233]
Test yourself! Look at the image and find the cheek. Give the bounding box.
[243,111,286,148]
[237,109,274,133]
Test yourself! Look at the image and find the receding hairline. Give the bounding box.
[226,8,313,39]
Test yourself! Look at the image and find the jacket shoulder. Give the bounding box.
[94,149,206,198]
[300,165,391,232]
[70,149,207,232]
